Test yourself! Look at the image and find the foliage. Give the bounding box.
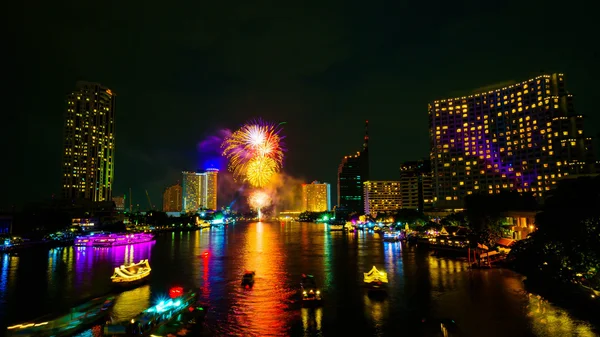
[464,191,538,246]
[440,211,468,227]
[509,176,600,287]
[392,209,427,226]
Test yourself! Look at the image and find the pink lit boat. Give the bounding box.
[74,233,154,247]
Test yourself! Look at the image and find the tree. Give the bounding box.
[509,176,600,286]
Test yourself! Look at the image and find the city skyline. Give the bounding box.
[4,0,600,209]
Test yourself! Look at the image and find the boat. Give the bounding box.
[329,224,344,231]
[363,266,388,290]
[383,232,401,242]
[344,222,354,231]
[373,226,381,232]
[111,259,151,287]
[198,220,211,229]
[103,289,200,336]
[7,295,115,337]
[241,271,255,288]
[75,233,154,247]
[300,274,322,304]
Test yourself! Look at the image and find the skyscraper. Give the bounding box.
[302,181,331,212]
[363,181,402,216]
[204,168,218,211]
[163,184,182,212]
[337,121,370,213]
[429,73,597,208]
[62,82,116,202]
[399,160,434,211]
[182,169,219,213]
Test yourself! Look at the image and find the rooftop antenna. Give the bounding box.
[363,120,369,150]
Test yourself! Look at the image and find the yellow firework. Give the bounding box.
[246,157,277,188]
[221,119,284,185]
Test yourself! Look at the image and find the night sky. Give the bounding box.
[4,0,599,209]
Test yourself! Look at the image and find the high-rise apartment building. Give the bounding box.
[429,73,597,208]
[302,181,331,212]
[400,160,434,211]
[363,181,402,216]
[182,169,219,213]
[337,121,370,213]
[204,168,218,211]
[163,184,182,212]
[62,82,116,202]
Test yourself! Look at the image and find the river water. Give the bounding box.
[0,221,597,336]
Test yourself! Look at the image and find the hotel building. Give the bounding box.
[399,160,434,211]
[182,169,218,213]
[163,184,182,212]
[62,81,116,202]
[363,181,402,215]
[429,73,597,208]
[302,181,331,212]
[337,121,370,213]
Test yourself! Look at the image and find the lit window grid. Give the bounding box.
[429,73,593,203]
[363,181,402,214]
[62,83,115,202]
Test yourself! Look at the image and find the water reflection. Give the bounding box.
[111,285,151,321]
[224,221,293,336]
[1,223,598,337]
[526,292,597,336]
[301,307,323,336]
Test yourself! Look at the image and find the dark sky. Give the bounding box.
[3,0,599,210]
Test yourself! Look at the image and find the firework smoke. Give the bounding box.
[221,119,286,216]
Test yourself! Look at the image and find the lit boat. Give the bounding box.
[198,220,211,229]
[344,222,354,231]
[7,295,115,337]
[111,259,151,287]
[103,289,201,336]
[329,224,344,231]
[75,233,154,247]
[300,274,322,304]
[373,226,381,232]
[363,266,388,290]
[241,271,255,288]
[383,232,401,241]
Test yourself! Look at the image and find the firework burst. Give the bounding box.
[246,157,277,188]
[221,119,285,186]
[248,190,271,210]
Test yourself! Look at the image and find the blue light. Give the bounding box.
[211,219,224,225]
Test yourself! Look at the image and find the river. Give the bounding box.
[0,221,597,336]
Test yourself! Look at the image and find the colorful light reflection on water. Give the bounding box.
[0,223,598,337]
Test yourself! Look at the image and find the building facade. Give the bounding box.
[163,184,182,212]
[400,160,434,211]
[337,121,370,213]
[301,181,331,212]
[363,181,402,216]
[62,81,116,202]
[429,73,597,208]
[112,195,125,212]
[182,169,218,213]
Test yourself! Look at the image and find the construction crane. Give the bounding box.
[145,190,154,211]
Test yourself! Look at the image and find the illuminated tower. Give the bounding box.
[182,169,218,213]
[163,184,182,212]
[429,73,597,208]
[337,120,370,213]
[61,81,116,202]
[302,181,331,212]
[204,168,218,211]
[400,160,434,211]
[182,171,201,213]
